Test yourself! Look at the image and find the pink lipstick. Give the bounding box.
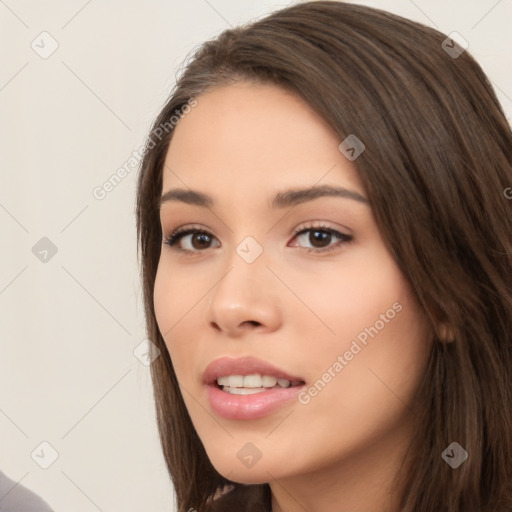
[203,356,305,420]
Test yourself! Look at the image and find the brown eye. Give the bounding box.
[292,226,352,253]
[164,228,220,252]
[190,232,214,250]
[308,230,332,248]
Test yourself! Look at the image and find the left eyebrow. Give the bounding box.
[270,184,368,208]
[159,184,369,209]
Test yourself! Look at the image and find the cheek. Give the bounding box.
[153,265,174,339]
[153,258,207,335]
[284,263,431,468]
[289,251,415,345]
[153,264,189,368]
[295,250,431,402]
[153,260,210,379]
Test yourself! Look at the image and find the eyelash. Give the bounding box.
[162,223,352,255]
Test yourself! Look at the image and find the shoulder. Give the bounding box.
[0,471,54,512]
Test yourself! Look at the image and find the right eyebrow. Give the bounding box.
[160,188,212,208]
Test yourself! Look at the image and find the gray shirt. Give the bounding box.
[0,471,53,512]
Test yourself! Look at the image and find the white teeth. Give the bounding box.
[277,378,291,388]
[216,374,291,389]
[217,375,244,387]
[216,376,230,387]
[223,387,268,395]
[262,375,278,387]
[242,374,264,388]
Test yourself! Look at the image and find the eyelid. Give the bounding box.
[162,221,352,254]
[292,220,352,237]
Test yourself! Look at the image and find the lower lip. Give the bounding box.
[206,384,305,420]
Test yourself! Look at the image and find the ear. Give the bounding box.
[437,323,455,343]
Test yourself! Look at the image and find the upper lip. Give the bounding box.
[202,356,305,385]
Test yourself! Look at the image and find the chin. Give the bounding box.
[207,453,279,485]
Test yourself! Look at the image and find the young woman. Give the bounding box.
[136,2,512,511]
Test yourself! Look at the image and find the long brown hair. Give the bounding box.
[136,2,512,510]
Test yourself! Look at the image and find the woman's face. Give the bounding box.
[154,81,432,486]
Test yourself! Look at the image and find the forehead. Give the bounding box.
[162,81,364,197]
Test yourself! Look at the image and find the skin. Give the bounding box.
[154,81,433,512]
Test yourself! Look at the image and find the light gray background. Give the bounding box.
[1,1,511,511]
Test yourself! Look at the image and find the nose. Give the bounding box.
[206,249,282,338]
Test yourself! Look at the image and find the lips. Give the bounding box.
[202,356,306,420]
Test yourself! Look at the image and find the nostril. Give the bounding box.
[208,320,260,331]
[210,321,221,331]
[244,320,261,327]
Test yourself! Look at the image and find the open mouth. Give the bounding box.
[204,358,307,419]
[216,374,305,395]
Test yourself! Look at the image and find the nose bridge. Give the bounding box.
[206,233,280,333]
[234,234,265,266]
[213,234,268,304]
